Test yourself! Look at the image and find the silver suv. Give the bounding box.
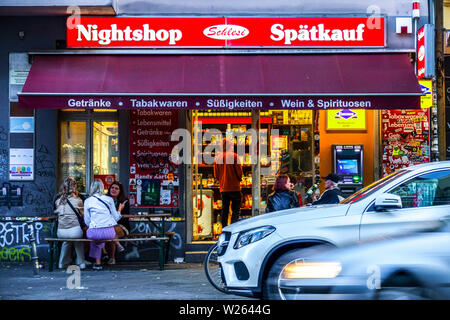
[217,161,450,299]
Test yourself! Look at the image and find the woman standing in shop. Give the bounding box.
[84,180,125,270]
[54,176,90,269]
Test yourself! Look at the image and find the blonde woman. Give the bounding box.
[54,177,88,269]
[84,180,125,270]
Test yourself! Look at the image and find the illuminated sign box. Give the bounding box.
[419,79,433,109]
[67,17,386,48]
[326,109,367,131]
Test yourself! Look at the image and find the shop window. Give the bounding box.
[390,170,450,208]
[60,121,87,193]
[93,121,119,190]
[191,109,314,241]
[58,111,119,195]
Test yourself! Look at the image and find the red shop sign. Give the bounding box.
[66,17,386,48]
[417,25,425,79]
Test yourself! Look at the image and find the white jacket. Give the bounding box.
[84,194,121,229]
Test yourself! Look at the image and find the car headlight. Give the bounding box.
[233,226,276,249]
[281,261,342,279]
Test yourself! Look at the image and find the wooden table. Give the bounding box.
[121,213,172,269]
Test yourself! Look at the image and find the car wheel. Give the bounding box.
[263,247,326,300]
[373,272,438,300]
[262,249,297,300]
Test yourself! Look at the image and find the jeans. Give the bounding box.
[221,191,242,227]
[57,226,86,268]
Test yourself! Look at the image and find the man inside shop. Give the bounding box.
[214,138,243,227]
[312,173,345,205]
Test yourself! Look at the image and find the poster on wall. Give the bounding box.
[10,117,34,133]
[326,109,366,131]
[94,174,117,192]
[9,53,31,102]
[381,109,430,177]
[128,110,180,208]
[9,148,34,180]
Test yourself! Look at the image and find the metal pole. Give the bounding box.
[193,110,199,240]
[435,0,447,160]
[27,219,40,277]
[251,110,261,216]
[414,18,418,75]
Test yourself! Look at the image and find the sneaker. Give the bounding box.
[78,263,86,270]
[117,244,125,253]
[107,258,116,265]
[102,254,110,263]
[92,264,103,271]
[84,260,93,266]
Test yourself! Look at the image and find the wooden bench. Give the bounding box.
[45,235,172,271]
[46,213,174,272]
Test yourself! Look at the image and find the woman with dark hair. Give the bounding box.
[104,181,130,265]
[266,175,300,213]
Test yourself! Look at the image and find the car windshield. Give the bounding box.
[340,169,409,204]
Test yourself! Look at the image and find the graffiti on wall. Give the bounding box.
[0,221,52,262]
[124,221,184,260]
[0,246,31,262]
[0,143,56,216]
[0,126,8,180]
[20,144,56,216]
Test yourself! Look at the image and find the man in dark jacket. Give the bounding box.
[312,173,344,205]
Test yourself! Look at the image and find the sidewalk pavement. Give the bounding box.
[0,262,254,300]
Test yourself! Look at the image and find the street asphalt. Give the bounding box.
[0,261,254,300]
[0,262,435,318]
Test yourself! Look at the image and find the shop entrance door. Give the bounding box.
[58,111,119,195]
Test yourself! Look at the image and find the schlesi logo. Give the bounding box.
[203,24,249,40]
[418,45,425,62]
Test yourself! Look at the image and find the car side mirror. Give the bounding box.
[374,193,403,211]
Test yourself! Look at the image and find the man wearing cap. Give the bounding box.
[312,173,344,205]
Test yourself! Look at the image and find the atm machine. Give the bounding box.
[332,145,364,198]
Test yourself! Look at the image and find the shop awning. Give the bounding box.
[18,54,422,110]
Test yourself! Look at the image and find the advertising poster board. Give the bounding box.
[381,109,430,177]
[326,109,366,131]
[9,148,34,180]
[129,110,180,208]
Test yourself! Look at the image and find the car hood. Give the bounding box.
[222,203,350,234]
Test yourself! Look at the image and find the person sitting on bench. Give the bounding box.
[84,180,125,271]
[54,177,90,269]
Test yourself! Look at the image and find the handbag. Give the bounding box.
[114,224,129,238]
[66,198,88,231]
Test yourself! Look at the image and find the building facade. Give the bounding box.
[0,0,436,264]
